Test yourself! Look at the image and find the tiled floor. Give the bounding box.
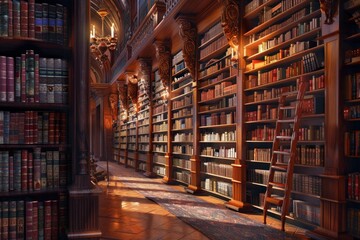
[98,164,311,240]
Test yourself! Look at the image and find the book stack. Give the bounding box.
[0,0,67,44]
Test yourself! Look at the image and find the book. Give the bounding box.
[9,201,17,239]
[35,3,43,39]
[0,56,7,102]
[20,0,28,37]
[6,57,14,102]
[28,0,35,38]
[16,200,25,239]
[13,0,20,37]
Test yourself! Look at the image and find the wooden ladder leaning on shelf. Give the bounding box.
[263,77,309,231]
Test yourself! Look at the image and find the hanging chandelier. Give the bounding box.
[90,4,117,64]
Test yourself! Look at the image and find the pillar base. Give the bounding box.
[225,199,252,212]
[68,175,102,239]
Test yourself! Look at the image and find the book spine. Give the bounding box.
[16,200,25,239]
[40,151,47,189]
[2,201,9,239]
[26,50,35,102]
[42,3,48,41]
[63,7,68,45]
[7,0,13,37]
[32,201,39,240]
[14,150,21,191]
[39,57,47,103]
[59,150,67,187]
[0,56,7,102]
[38,201,44,239]
[21,54,26,102]
[3,111,10,143]
[48,112,55,144]
[48,4,56,43]
[21,149,28,191]
[6,56,14,102]
[9,201,17,239]
[46,58,54,103]
[9,155,14,191]
[44,200,51,240]
[54,58,62,103]
[33,147,41,190]
[28,0,35,38]
[25,201,33,239]
[61,59,68,103]
[51,200,58,239]
[13,0,20,37]
[27,152,33,191]
[20,0,28,37]
[0,0,9,37]
[53,150,59,188]
[34,54,40,103]
[56,4,63,45]
[15,56,21,102]
[2,151,9,192]
[46,150,53,188]
[35,3,42,39]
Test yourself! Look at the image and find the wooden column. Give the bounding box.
[175,14,199,193]
[307,2,349,239]
[68,0,101,238]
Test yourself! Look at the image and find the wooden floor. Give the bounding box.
[98,168,311,240]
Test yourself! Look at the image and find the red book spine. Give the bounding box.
[27,152,33,191]
[28,0,35,38]
[9,155,14,191]
[24,111,30,144]
[21,54,26,102]
[48,112,55,144]
[32,111,38,144]
[51,200,58,240]
[60,112,66,143]
[44,200,52,240]
[13,0,20,37]
[8,0,13,37]
[21,149,28,191]
[25,201,33,239]
[32,201,39,240]
[0,56,7,102]
[20,0,29,37]
[6,57,14,102]
[33,147,41,190]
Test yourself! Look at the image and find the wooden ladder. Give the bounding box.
[263,78,308,231]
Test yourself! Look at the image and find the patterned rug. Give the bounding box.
[97,161,290,240]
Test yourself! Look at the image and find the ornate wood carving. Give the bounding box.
[175,15,197,79]
[153,40,171,89]
[118,82,128,111]
[320,0,338,25]
[218,0,240,49]
[138,58,152,96]
[127,80,138,106]
[109,93,118,121]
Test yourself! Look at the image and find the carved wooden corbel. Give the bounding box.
[175,15,197,80]
[127,79,138,107]
[109,93,118,121]
[320,0,338,25]
[138,58,152,97]
[218,0,240,49]
[153,40,171,89]
[118,81,128,113]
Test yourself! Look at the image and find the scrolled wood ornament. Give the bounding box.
[138,58,152,97]
[153,40,171,90]
[108,93,118,121]
[319,0,338,25]
[218,0,240,49]
[175,15,197,80]
[118,83,128,111]
[127,81,138,106]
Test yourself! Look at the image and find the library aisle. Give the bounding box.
[97,161,310,240]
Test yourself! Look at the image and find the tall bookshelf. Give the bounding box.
[343,0,360,238]
[151,69,167,177]
[197,20,236,199]
[242,0,324,227]
[0,0,71,238]
[170,50,193,185]
[112,119,120,163]
[126,100,137,169]
[137,77,150,172]
[118,83,128,165]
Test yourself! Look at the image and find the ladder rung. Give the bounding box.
[273,150,290,155]
[279,106,295,110]
[269,182,286,189]
[271,164,288,171]
[265,196,284,206]
[277,119,295,123]
[276,136,292,140]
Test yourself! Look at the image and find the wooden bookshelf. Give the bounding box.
[170,50,193,185]
[151,69,167,177]
[0,1,71,238]
[242,0,324,228]
[342,1,360,238]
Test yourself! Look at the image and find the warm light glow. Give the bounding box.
[111,23,115,38]
[92,25,96,37]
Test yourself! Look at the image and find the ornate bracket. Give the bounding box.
[108,93,118,121]
[175,15,197,80]
[126,72,138,107]
[320,0,338,25]
[218,0,240,49]
[153,40,171,90]
[138,58,152,97]
[118,81,128,112]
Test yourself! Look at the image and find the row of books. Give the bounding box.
[173,157,190,170]
[173,132,193,142]
[345,72,360,100]
[138,135,149,143]
[345,47,360,64]
[200,112,235,126]
[173,170,190,184]
[247,169,321,196]
[199,95,237,113]
[247,125,275,141]
[0,0,68,45]
[200,21,222,45]
[152,103,167,115]
[245,85,298,103]
[259,0,307,24]
[153,122,167,132]
[172,107,192,118]
[138,144,149,151]
[201,178,232,197]
[200,82,236,101]
[199,54,231,78]
[295,145,324,166]
[0,148,66,192]
[200,146,236,158]
[292,200,320,225]
[153,144,167,153]
[172,117,192,130]
[256,18,320,54]
[152,112,167,123]
[347,172,359,200]
[248,7,311,44]
[153,153,166,164]
[344,104,360,120]
[198,72,230,88]
[0,51,68,104]
[153,165,166,176]
[199,35,228,60]
[173,145,193,155]
[246,105,278,122]
[345,131,360,156]
[200,130,236,142]
[153,133,167,142]
[0,199,62,239]
[201,162,233,178]
[171,95,192,109]
[0,111,67,145]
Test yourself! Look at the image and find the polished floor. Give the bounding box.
[98,164,311,240]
